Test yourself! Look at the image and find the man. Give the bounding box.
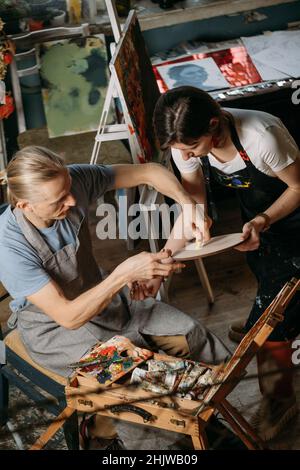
[0,146,230,449]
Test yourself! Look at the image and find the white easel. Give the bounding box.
[90,0,214,304]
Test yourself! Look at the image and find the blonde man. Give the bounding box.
[0,146,229,449]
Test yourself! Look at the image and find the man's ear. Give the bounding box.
[15,200,32,211]
[209,117,219,133]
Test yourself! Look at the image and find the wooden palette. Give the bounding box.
[74,336,153,387]
[173,233,243,260]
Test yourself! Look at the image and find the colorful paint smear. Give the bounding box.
[111,13,160,162]
[74,335,153,386]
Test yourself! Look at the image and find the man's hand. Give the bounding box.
[235,218,265,252]
[115,250,185,284]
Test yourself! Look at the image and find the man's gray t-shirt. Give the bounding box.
[0,164,114,313]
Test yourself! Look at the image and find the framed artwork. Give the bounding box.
[38,34,113,138]
[156,57,229,91]
[110,11,161,162]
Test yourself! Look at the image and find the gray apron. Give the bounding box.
[9,207,230,377]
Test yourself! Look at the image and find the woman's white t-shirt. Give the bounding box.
[171,108,299,177]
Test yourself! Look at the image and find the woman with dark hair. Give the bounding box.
[153,86,300,441]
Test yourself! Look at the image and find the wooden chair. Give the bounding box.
[0,282,79,449]
[30,277,300,450]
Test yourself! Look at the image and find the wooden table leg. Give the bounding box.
[194,258,214,304]
[222,399,267,449]
[30,406,76,450]
[192,417,209,450]
[216,402,259,450]
[192,432,209,450]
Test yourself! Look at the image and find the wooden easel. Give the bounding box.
[90,1,214,303]
[30,278,300,450]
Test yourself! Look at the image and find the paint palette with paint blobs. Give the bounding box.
[71,336,153,387]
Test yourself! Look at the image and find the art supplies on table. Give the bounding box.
[70,335,153,386]
[130,358,214,401]
[173,233,243,260]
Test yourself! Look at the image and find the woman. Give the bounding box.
[153,86,300,441]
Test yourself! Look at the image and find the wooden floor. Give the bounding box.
[0,139,299,449]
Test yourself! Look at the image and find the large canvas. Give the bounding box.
[110,12,160,162]
[38,35,111,138]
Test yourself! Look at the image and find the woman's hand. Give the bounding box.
[180,200,211,243]
[191,213,212,244]
[142,278,163,298]
[115,250,185,284]
[127,281,147,301]
[235,218,265,252]
[181,200,205,241]
[203,215,212,242]
[129,277,163,301]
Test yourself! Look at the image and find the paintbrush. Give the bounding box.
[69,358,114,369]
[69,356,126,369]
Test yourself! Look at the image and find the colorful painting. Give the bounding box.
[38,35,111,138]
[110,12,161,163]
